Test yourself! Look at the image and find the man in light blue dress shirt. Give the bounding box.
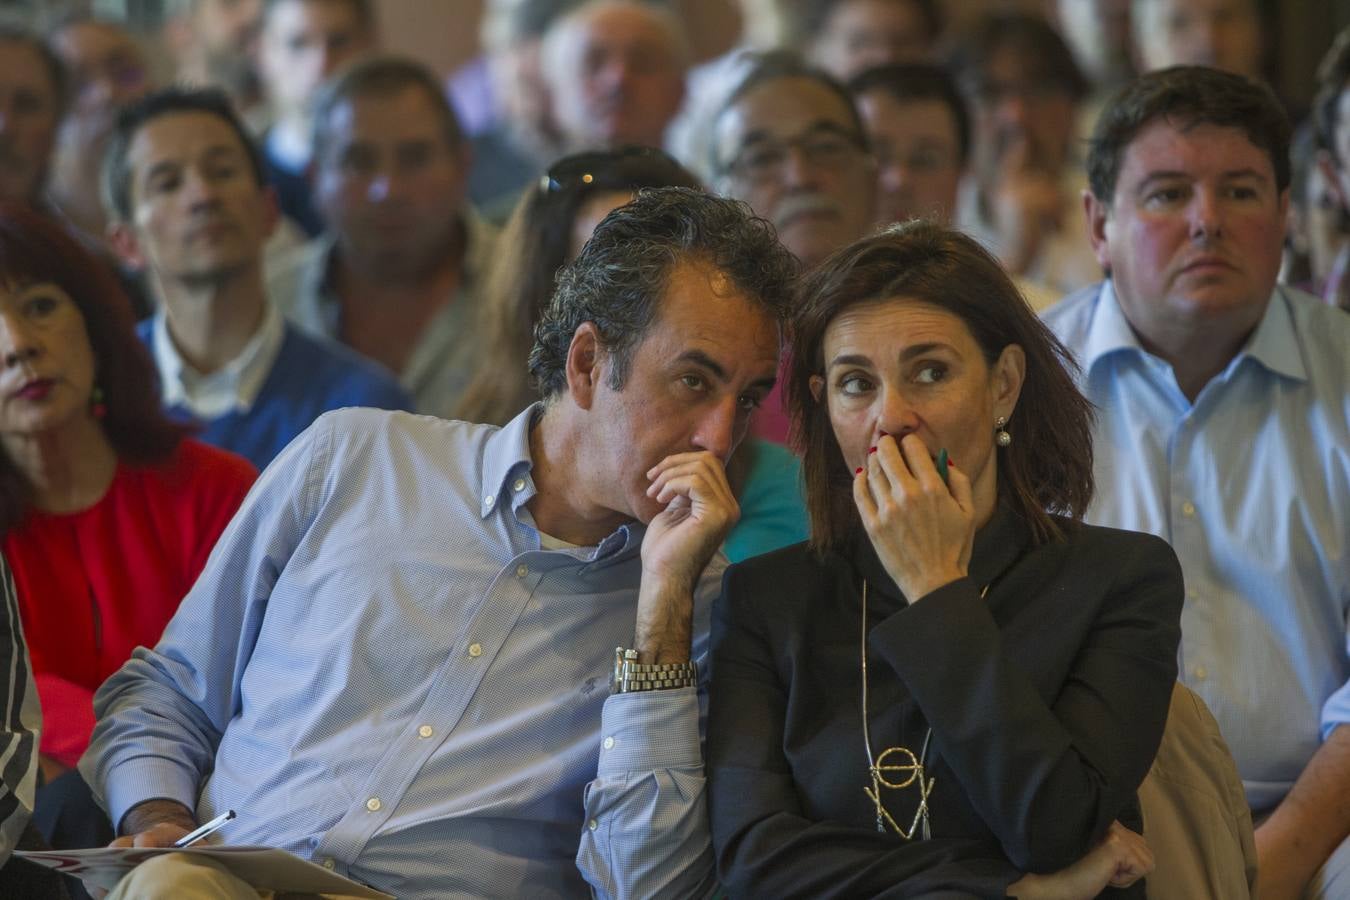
[80,187,794,899]
[1044,66,1350,899]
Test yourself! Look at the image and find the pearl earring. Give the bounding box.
[995,416,1011,448]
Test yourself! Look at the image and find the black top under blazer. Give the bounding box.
[708,505,1184,899]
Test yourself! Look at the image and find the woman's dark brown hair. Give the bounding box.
[0,204,188,535]
[789,221,1094,552]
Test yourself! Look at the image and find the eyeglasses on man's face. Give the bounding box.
[721,124,869,185]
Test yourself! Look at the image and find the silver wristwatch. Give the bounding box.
[610,647,699,693]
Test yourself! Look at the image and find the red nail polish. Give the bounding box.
[948,458,955,467]
[868,446,877,455]
[854,467,863,475]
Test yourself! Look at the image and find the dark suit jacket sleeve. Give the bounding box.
[870,531,1183,872]
[708,564,1021,900]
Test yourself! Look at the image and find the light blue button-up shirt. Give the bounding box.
[1043,281,1350,812]
[81,405,720,898]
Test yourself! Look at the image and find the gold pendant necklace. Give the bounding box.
[860,578,989,838]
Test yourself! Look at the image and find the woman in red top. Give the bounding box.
[0,206,256,854]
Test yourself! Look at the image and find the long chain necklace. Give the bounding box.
[860,579,989,838]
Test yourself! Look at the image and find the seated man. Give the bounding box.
[267,56,498,419]
[948,13,1100,301]
[81,187,795,898]
[1044,65,1350,900]
[256,0,376,236]
[46,15,153,248]
[803,0,942,82]
[848,62,969,227]
[103,87,411,471]
[541,0,689,156]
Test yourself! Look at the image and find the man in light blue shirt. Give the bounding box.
[81,187,794,899]
[1044,66,1350,899]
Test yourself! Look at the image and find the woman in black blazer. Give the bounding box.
[707,223,1184,899]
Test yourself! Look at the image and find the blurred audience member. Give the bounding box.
[710,50,872,444]
[257,0,377,237]
[457,146,807,561]
[1045,67,1350,900]
[1053,0,1133,93]
[46,16,152,247]
[269,56,497,418]
[103,88,410,471]
[1314,27,1350,311]
[1130,0,1262,80]
[849,63,968,226]
[0,204,256,857]
[1284,125,1348,302]
[949,13,1098,305]
[162,0,266,129]
[0,26,64,207]
[802,0,941,82]
[541,0,689,156]
[711,51,874,270]
[1052,0,1135,148]
[462,0,580,213]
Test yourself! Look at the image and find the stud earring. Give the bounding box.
[995,415,1011,448]
[91,385,107,419]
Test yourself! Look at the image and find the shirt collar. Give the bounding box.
[1238,287,1307,383]
[1081,280,1308,384]
[152,301,286,418]
[480,402,541,518]
[480,403,643,560]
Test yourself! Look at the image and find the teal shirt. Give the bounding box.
[724,440,809,564]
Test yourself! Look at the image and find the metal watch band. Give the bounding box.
[611,647,699,693]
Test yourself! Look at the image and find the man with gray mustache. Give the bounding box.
[711,50,876,272]
[710,51,876,443]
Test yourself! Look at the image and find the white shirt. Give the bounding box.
[151,301,286,420]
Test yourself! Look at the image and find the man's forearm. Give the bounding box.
[119,798,196,837]
[1256,725,1350,899]
[633,575,695,665]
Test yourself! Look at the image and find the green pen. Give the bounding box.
[936,447,949,485]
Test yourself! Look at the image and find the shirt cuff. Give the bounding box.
[101,758,201,834]
[596,686,702,776]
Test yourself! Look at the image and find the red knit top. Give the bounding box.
[3,438,256,767]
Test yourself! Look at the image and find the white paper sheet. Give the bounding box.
[15,845,394,898]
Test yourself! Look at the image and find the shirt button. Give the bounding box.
[468,642,483,658]
[588,818,598,831]
[366,797,381,812]
[484,494,495,507]
[322,859,335,870]
[516,564,529,578]
[1194,665,1208,680]
[418,724,434,738]
[1181,501,1196,518]
[602,736,615,750]
[513,478,526,492]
